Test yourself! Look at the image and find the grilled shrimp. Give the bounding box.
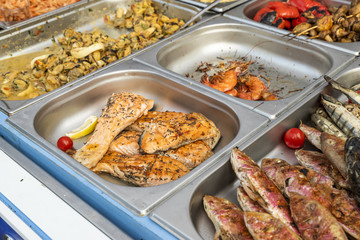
[200,70,237,92]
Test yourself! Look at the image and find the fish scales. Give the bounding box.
[290,193,348,240]
[324,75,360,105]
[345,137,360,206]
[73,92,154,168]
[231,148,299,234]
[261,158,332,209]
[299,123,322,150]
[203,195,253,240]
[237,186,266,213]
[262,157,360,239]
[321,132,347,179]
[321,96,360,137]
[244,212,301,240]
[295,149,349,189]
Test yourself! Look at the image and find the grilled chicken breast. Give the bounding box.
[127,111,221,153]
[108,130,142,156]
[161,140,213,169]
[73,92,154,168]
[92,151,189,187]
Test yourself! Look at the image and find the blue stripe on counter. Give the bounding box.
[0,193,51,240]
[0,105,176,239]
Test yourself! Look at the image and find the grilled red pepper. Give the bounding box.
[288,0,327,13]
[267,1,300,18]
[291,16,307,27]
[254,7,275,22]
[253,1,300,30]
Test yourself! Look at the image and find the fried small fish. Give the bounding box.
[231,148,298,234]
[203,195,252,240]
[290,193,347,240]
[244,212,301,240]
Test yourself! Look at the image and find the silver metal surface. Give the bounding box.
[0,0,204,115]
[224,0,360,55]
[180,0,222,30]
[0,0,92,30]
[0,137,131,240]
[176,0,250,13]
[134,16,355,119]
[150,57,360,239]
[7,60,269,216]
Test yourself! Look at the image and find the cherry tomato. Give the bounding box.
[284,128,305,149]
[57,136,73,151]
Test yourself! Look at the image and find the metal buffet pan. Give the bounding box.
[0,0,91,30]
[6,60,269,216]
[0,0,204,115]
[134,16,355,119]
[149,57,360,240]
[174,0,250,13]
[224,0,360,55]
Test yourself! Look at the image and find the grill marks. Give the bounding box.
[92,152,189,187]
[73,93,220,186]
[73,92,154,168]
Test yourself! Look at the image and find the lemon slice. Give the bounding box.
[65,116,98,139]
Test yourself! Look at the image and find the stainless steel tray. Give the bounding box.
[134,16,355,119]
[0,0,204,115]
[149,58,360,239]
[224,0,360,55]
[6,60,269,216]
[0,137,132,239]
[0,0,92,30]
[174,0,250,13]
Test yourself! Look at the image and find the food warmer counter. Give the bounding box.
[1,0,360,239]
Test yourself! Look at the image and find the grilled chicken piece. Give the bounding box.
[244,212,301,240]
[108,130,142,156]
[290,193,348,240]
[127,111,221,151]
[92,151,189,187]
[73,93,154,168]
[161,140,213,170]
[203,195,253,240]
[231,148,299,234]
